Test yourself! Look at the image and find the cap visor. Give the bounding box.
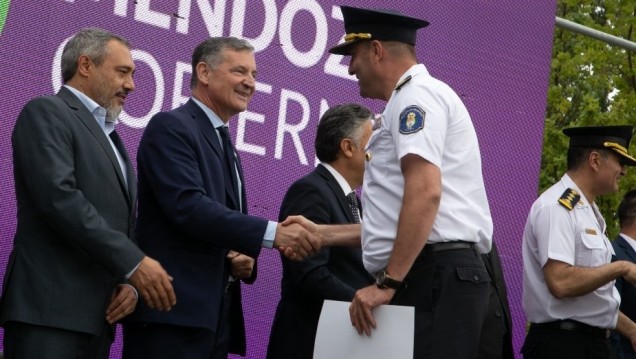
[328,40,357,55]
[616,151,636,166]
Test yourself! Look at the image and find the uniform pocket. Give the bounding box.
[576,233,608,267]
[456,266,491,284]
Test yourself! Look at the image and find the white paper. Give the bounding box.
[313,300,414,359]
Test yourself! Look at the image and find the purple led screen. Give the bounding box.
[0,1,557,357]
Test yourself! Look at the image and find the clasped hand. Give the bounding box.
[275,215,321,261]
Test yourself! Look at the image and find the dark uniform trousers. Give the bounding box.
[391,243,490,359]
[522,322,614,359]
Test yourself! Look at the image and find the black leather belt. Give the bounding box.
[531,320,610,339]
[423,241,475,253]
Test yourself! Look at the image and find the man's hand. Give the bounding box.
[128,256,176,311]
[274,217,321,261]
[349,285,395,336]
[227,251,254,279]
[624,262,636,286]
[617,312,636,352]
[106,284,138,324]
[281,215,319,234]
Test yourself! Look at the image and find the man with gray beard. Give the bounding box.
[0,27,176,359]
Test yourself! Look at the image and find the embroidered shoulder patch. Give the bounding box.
[399,105,425,134]
[558,188,580,211]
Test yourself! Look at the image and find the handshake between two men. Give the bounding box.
[125,215,361,312]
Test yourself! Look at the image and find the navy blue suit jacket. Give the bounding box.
[266,164,373,359]
[613,235,636,359]
[128,99,268,354]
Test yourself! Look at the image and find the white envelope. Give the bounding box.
[313,300,414,359]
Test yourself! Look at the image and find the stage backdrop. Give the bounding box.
[0,1,556,357]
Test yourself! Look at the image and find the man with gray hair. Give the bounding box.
[122,36,320,358]
[267,104,374,359]
[0,27,176,358]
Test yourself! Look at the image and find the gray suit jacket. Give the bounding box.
[0,86,144,335]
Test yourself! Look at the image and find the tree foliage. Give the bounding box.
[543,0,636,238]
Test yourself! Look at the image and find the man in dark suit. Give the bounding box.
[267,104,375,359]
[122,37,320,359]
[612,190,636,359]
[0,28,175,359]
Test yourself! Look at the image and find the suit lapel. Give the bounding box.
[186,100,239,210]
[57,87,131,204]
[618,235,636,262]
[316,164,355,223]
[235,151,247,214]
[109,131,136,204]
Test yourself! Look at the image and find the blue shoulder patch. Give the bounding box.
[399,106,425,134]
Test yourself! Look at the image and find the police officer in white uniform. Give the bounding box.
[522,125,636,359]
[326,6,493,359]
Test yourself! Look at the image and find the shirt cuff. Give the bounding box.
[125,261,141,279]
[121,283,139,300]
[262,221,277,248]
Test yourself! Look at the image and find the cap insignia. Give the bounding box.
[343,32,372,43]
[604,142,628,155]
[558,188,580,211]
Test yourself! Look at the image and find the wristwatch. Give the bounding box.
[375,269,404,290]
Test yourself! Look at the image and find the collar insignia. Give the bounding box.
[394,75,412,91]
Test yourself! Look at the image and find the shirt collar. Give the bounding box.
[320,163,354,195]
[621,233,636,242]
[396,63,428,85]
[64,85,115,132]
[191,97,225,129]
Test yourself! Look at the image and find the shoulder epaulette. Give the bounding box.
[394,75,412,91]
[558,188,580,211]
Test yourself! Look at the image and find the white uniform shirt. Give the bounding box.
[522,174,620,329]
[361,64,493,274]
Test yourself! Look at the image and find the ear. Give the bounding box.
[196,62,210,86]
[370,40,384,62]
[589,150,603,171]
[76,55,92,77]
[340,138,355,159]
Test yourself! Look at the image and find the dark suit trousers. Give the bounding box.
[4,320,113,359]
[391,247,490,359]
[122,291,232,359]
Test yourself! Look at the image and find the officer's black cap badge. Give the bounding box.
[558,188,580,211]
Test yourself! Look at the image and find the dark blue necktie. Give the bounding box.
[217,126,240,208]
